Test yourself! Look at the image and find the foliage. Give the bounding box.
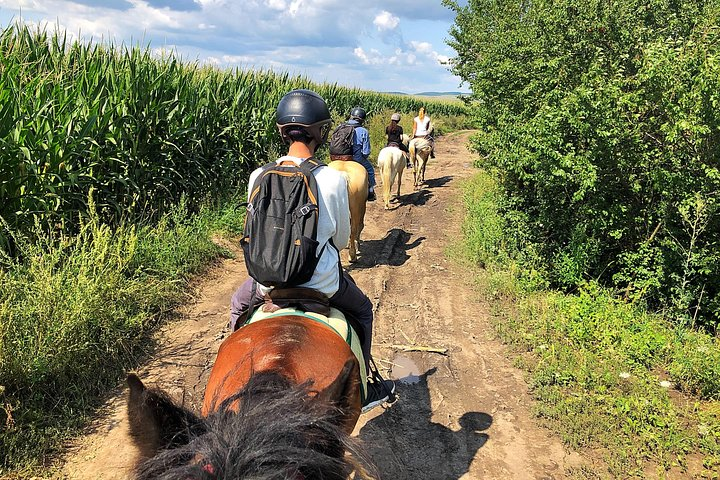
[0,23,467,252]
[459,172,720,477]
[444,0,720,328]
[0,197,236,470]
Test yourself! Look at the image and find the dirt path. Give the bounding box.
[59,131,583,479]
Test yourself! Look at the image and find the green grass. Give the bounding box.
[0,195,245,473]
[457,170,720,478]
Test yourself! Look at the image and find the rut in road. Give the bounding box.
[60,131,583,480]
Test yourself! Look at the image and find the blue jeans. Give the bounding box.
[354,155,376,189]
[229,271,374,371]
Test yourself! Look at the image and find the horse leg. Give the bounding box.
[395,162,403,197]
[348,227,358,263]
[381,156,392,210]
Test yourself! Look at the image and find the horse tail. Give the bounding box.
[337,170,351,190]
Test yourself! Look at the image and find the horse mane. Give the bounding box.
[134,372,377,480]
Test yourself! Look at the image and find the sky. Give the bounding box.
[0,0,469,94]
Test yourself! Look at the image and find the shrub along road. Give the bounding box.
[61,131,585,479]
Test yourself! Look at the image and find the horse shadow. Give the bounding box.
[350,228,424,269]
[395,188,433,207]
[358,367,491,478]
[424,175,453,189]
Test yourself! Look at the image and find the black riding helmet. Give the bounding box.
[276,89,332,146]
[350,106,367,123]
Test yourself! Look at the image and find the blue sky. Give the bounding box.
[0,0,469,93]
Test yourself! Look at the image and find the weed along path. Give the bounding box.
[59,131,581,479]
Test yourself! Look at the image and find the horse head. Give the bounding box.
[127,317,375,479]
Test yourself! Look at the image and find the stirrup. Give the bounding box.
[361,357,397,413]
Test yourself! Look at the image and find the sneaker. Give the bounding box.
[367,191,377,202]
[361,378,396,413]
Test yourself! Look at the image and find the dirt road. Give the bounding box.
[59,131,581,479]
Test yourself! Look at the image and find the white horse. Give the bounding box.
[408,137,432,189]
[377,134,410,210]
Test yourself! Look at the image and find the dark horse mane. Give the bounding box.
[133,372,377,480]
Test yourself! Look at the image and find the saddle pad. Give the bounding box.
[247,307,367,401]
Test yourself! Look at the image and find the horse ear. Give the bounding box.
[126,373,205,459]
[314,358,361,424]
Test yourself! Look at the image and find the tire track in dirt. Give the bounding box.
[58,131,584,479]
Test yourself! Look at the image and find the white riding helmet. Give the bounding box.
[391,113,401,122]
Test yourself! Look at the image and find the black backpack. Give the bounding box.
[240,158,326,288]
[328,122,357,156]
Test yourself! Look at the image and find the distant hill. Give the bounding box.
[416,91,467,97]
[383,91,469,98]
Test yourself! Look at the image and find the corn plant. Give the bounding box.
[0,23,467,253]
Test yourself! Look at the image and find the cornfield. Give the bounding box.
[0,24,466,251]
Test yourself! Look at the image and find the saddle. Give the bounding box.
[262,287,330,316]
[329,154,353,161]
[259,287,366,345]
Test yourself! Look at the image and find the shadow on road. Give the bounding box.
[350,228,424,269]
[395,188,433,207]
[424,175,453,189]
[358,368,491,478]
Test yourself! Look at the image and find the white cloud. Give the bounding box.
[373,10,398,31]
[0,0,467,93]
[409,40,448,65]
[266,0,285,10]
[410,40,433,54]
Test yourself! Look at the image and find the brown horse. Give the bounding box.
[327,160,368,263]
[126,314,376,479]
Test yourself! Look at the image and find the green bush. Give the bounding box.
[460,172,720,474]
[445,0,720,328]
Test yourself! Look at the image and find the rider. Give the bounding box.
[385,112,411,168]
[346,106,377,202]
[412,106,435,159]
[230,89,395,412]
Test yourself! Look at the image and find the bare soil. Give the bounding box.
[58,131,585,479]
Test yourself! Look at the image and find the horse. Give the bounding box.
[126,313,377,479]
[377,134,410,210]
[327,160,368,263]
[408,137,433,189]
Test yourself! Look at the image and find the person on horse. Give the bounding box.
[230,89,395,412]
[385,112,411,168]
[412,106,435,158]
[347,106,377,202]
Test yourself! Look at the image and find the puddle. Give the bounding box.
[390,355,421,384]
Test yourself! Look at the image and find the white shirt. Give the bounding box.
[414,115,432,136]
[247,156,351,297]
